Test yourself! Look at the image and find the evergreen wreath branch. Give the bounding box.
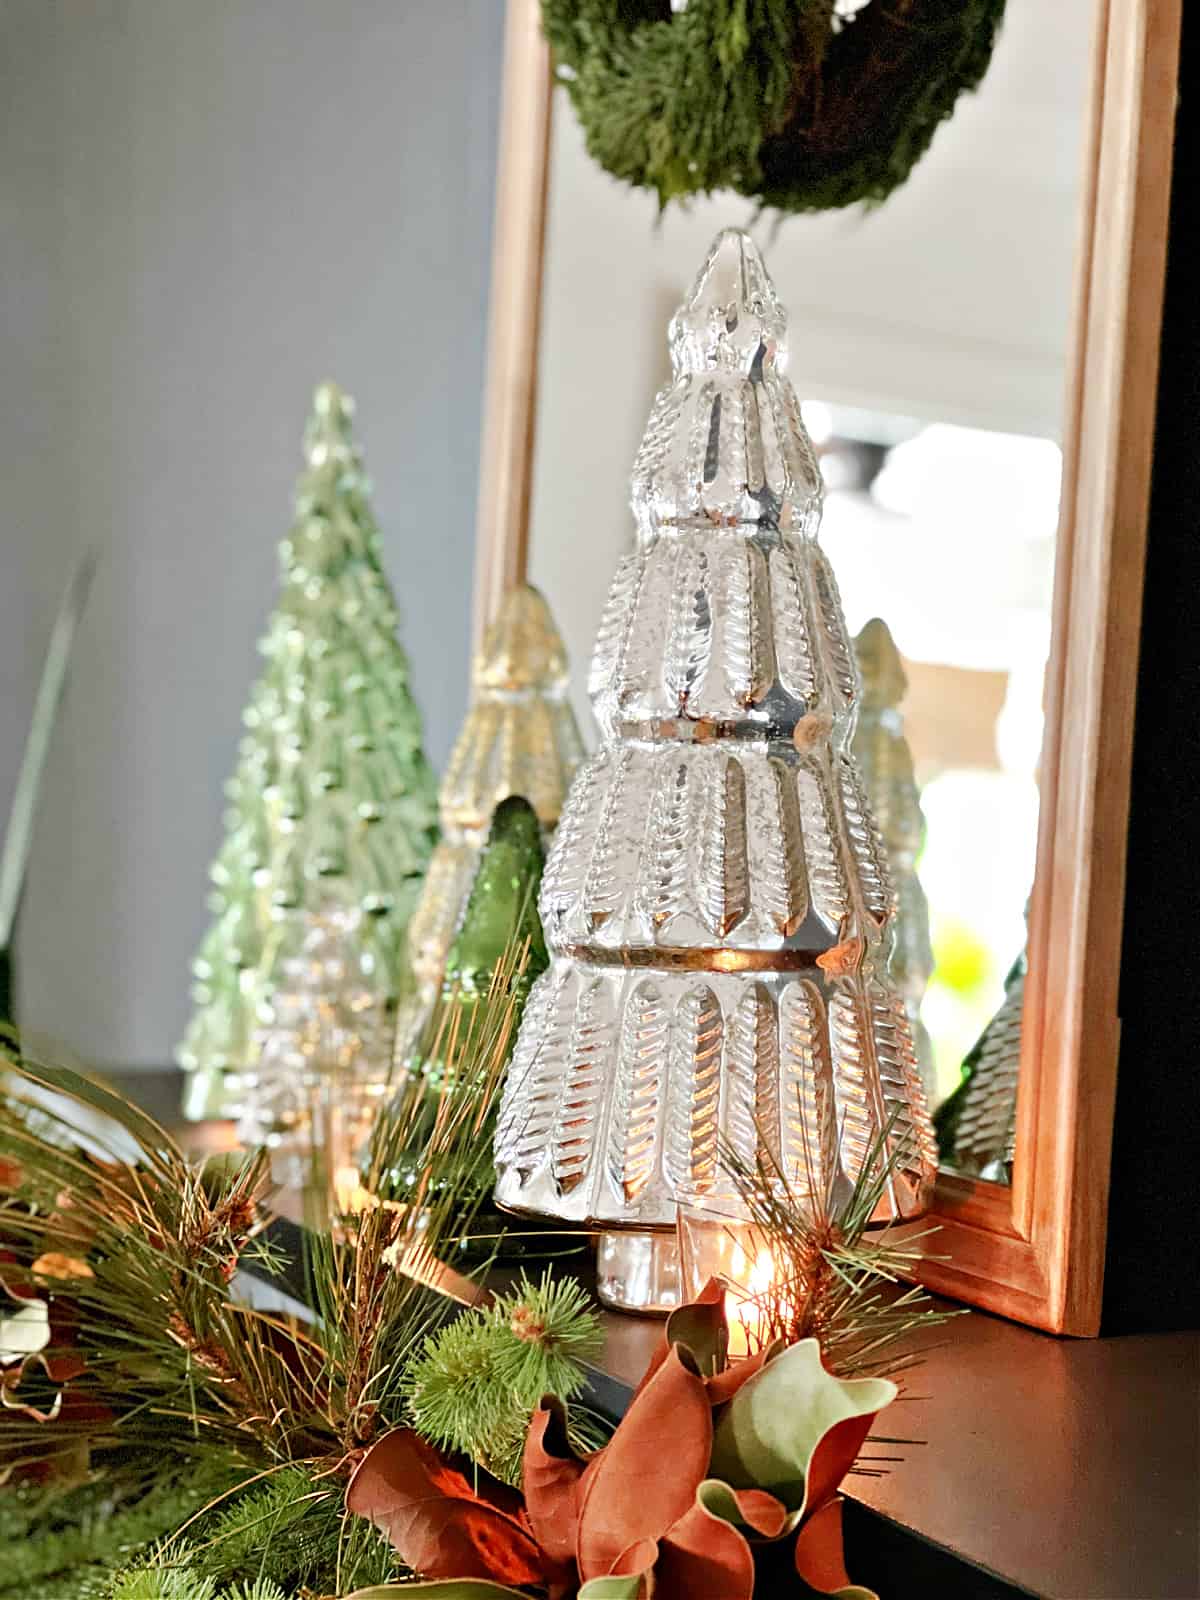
[542,0,1007,214]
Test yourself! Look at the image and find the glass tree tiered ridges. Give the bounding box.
[494,230,937,1230]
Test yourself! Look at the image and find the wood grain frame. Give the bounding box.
[473,0,1182,1334]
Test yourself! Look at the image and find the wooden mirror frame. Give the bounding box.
[471,0,1182,1334]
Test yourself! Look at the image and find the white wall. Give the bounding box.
[529,0,1097,733]
[0,1,504,1066]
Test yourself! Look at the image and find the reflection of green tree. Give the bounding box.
[923,915,999,1103]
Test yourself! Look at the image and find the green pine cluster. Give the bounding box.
[178,382,439,1121]
[401,1270,605,1486]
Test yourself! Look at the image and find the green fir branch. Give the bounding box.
[402,1268,606,1485]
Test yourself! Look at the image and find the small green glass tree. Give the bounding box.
[179,382,439,1121]
[420,794,549,1072]
[377,796,548,1243]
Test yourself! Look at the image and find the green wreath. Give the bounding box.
[542,0,1008,214]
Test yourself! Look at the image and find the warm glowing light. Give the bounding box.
[677,1207,796,1359]
[724,1243,777,1359]
[333,1166,377,1215]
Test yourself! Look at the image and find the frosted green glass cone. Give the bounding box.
[178,382,438,1121]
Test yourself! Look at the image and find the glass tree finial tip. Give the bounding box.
[305,381,355,466]
[669,227,787,375]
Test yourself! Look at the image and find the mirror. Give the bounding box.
[475,0,1180,1330]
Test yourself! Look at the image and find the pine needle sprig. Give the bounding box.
[490,1270,604,1399]
[301,941,530,1468]
[717,1113,962,1382]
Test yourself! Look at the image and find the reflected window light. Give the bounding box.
[800,399,834,446]
[872,423,1062,544]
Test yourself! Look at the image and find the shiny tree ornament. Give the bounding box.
[852,618,936,1098]
[494,230,938,1244]
[237,905,387,1190]
[178,382,438,1121]
[935,949,1025,1183]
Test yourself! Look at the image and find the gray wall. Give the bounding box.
[0,1,504,1066]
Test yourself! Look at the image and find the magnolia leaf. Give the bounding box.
[695,1478,789,1538]
[630,1277,728,1401]
[523,1396,587,1568]
[345,1428,545,1588]
[704,1338,782,1406]
[577,1578,648,1599]
[0,1299,50,1365]
[710,1339,896,1523]
[653,1482,760,1600]
[793,1497,880,1599]
[664,1276,728,1377]
[575,1345,712,1582]
[341,1585,530,1599]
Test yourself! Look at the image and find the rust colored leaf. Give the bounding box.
[575,1345,713,1583]
[793,1496,878,1598]
[346,1428,546,1588]
[632,1277,728,1402]
[522,1397,587,1571]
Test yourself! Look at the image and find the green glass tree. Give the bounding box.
[377,796,548,1248]
[179,382,439,1121]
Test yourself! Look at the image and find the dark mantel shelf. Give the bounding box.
[121,1070,1200,1600]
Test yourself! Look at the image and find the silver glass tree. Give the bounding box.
[493,231,937,1298]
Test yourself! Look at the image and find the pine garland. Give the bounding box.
[542,0,1008,214]
[0,1465,239,1599]
[107,1469,398,1599]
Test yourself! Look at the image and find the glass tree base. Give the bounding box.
[595,1229,683,1316]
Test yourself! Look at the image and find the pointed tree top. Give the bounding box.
[475,584,570,694]
[442,795,548,999]
[668,228,787,376]
[855,617,908,712]
[304,380,357,470]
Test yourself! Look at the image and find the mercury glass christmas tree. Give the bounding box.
[404,584,583,1010]
[494,230,937,1239]
[179,382,439,1121]
[852,618,936,1098]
